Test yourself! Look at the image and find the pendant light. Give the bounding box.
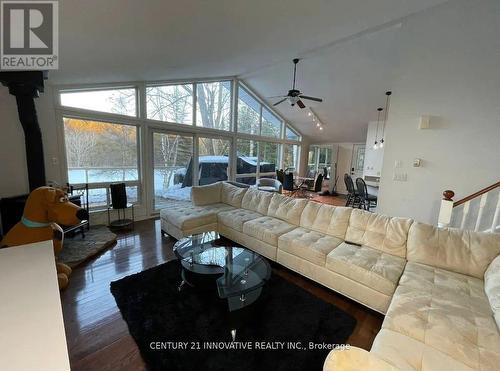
[380,91,392,148]
[373,107,383,150]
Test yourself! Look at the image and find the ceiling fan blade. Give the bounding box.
[299,95,323,103]
[296,100,306,109]
[273,98,288,106]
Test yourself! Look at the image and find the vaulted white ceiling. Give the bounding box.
[52,0,450,141]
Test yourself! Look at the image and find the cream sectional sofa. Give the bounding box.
[159,181,500,371]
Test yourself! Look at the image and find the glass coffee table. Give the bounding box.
[173,232,272,340]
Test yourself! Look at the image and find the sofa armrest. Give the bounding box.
[324,347,398,371]
[191,182,222,206]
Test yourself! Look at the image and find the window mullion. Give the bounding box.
[192,83,197,127]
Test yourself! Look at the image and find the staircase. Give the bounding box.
[438,181,500,233]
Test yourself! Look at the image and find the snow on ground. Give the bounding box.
[156,184,192,202]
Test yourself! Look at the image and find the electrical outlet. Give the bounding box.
[52,157,59,165]
[393,172,408,181]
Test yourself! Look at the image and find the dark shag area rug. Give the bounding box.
[110,260,356,371]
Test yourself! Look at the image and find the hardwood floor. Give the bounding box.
[310,193,348,206]
[61,218,383,371]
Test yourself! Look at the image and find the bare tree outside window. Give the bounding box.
[196,81,231,132]
[146,84,193,124]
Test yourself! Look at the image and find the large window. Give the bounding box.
[261,108,282,138]
[198,137,231,185]
[238,84,283,138]
[196,81,231,131]
[60,88,137,117]
[146,84,193,124]
[259,142,279,175]
[63,117,139,208]
[153,132,193,208]
[283,144,300,172]
[58,79,302,215]
[285,126,301,141]
[237,84,283,138]
[236,139,258,185]
[237,87,260,135]
[308,145,333,178]
[235,139,279,184]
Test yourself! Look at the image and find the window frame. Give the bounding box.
[151,129,195,211]
[285,125,301,141]
[145,82,195,125]
[55,77,302,216]
[235,139,281,183]
[282,143,300,173]
[59,85,139,118]
[195,80,233,132]
[60,112,142,210]
[197,134,232,186]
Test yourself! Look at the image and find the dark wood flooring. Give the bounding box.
[61,218,383,371]
[311,194,348,206]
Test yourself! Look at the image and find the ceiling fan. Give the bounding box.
[272,58,323,109]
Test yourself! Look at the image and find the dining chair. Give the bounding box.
[343,174,359,207]
[355,177,378,211]
[276,169,285,185]
[298,173,323,198]
[283,172,298,197]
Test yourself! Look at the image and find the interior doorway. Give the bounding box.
[336,143,365,195]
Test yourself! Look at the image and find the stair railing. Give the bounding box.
[438,181,500,232]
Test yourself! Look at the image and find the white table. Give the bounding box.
[0,241,70,371]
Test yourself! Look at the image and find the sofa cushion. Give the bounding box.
[408,223,500,279]
[299,202,352,239]
[371,329,479,371]
[407,222,500,279]
[345,209,413,258]
[217,208,263,232]
[191,182,222,206]
[380,261,500,370]
[278,227,343,266]
[485,255,500,331]
[220,182,247,207]
[242,216,296,246]
[326,242,406,296]
[324,346,398,371]
[399,262,491,312]
[241,187,274,214]
[267,193,308,225]
[161,202,233,230]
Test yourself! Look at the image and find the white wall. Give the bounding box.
[377,0,500,224]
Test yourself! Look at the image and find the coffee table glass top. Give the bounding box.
[173,232,271,311]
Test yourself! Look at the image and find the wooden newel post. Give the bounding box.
[443,190,455,202]
[438,189,455,228]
